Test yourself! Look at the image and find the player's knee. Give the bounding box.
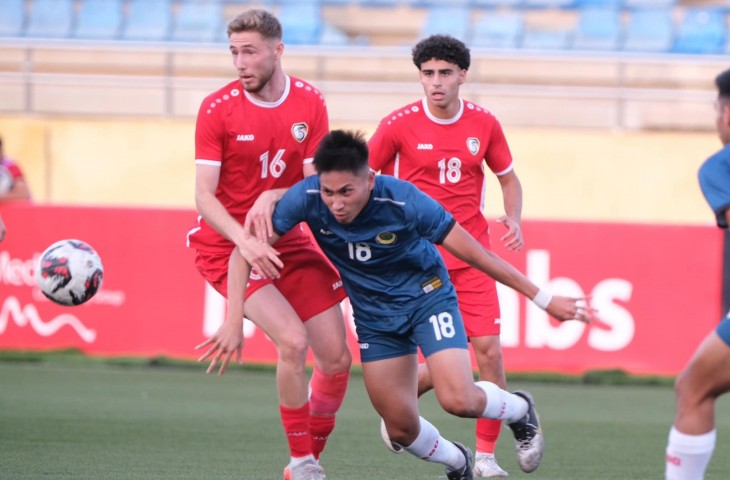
[277,331,309,365]
[438,393,474,418]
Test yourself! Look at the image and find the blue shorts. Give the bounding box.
[354,291,469,363]
[716,310,730,346]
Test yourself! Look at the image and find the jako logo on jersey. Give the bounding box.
[467,137,480,155]
[332,280,343,290]
[291,123,308,143]
[359,343,370,350]
[319,228,333,235]
[375,232,397,245]
[236,134,254,142]
[417,143,433,150]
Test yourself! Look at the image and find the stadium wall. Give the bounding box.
[0,114,719,225]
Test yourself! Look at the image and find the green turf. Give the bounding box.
[1,361,730,479]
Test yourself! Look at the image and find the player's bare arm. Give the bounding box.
[495,170,524,251]
[195,164,248,246]
[442,222,592,323]
[244,188,288,243]
[196,249,248,376]
[236,233,283,279]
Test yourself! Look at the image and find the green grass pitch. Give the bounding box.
[2,361,730,479]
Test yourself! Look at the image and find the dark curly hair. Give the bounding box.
[412,34,470,71]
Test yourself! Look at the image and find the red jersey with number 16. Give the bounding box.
[188,75,328,253]
[368,98,513,270]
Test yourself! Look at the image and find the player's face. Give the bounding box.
[229,31,282,94]
[419,59,466,119]
[319,169,374,224]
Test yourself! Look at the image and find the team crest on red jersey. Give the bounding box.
[466,137,480,155]
[292,123,308,143]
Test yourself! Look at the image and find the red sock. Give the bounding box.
[310,415,336,460]
[280,403,311,458]
[476,418,502,454]
[309,369,349,459]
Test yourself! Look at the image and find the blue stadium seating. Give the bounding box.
[471,10,524,49]
[171,2,223,43]
[622,8,673,52]
[0,0,25,37]
[25,0,74,38]
[572,7,622,51]
[279,2,324,45]
[522,0,575,9]
[421,6,471,42]
[471,0,525,7]
[73,0,124,40]
[573,0,621,8]
[622,0,677,9]
[521,27,572,49]
[122,0,172,42]
[672,8,725,54]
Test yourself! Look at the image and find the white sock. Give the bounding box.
[289,454,315,467]
[403,417,466,471]
[665,426,716,480]
[476,381,528,423]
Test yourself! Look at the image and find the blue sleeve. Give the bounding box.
[272,181,308,236]
[410,184,456,244]
[698,150,730,229]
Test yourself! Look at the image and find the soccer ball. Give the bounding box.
[36,239,104,306]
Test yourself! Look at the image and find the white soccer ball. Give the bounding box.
[0,165,14,194]
[36,239,104,306]
[380,418,404,454]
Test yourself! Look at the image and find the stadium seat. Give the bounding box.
[622,0,676,9]
[319,23,352,45]
[471,10,524,49]
[421,6,471,42]
[672,8,725,54]
[0,0,25,37]
[25,0,74,38]
[521,27,572,49]
[73,0,124,40]
[471,0,525,7]
[573,0,621,8]
[279,3,323,45]
[121,0,172,42]
[572,7,621,51]
[170,2,223,43]
[622,8,673,52]
[522,0,575,9]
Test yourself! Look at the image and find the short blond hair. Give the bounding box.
[227,9,282,40]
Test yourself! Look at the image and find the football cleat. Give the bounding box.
[506,390,544,473]
[473,453,509,478]
[379,418,404,454]
[446,442,474,480]
[283,459,326,480]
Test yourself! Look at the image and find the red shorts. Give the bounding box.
[450,267,501,337]
[194,239,346,322]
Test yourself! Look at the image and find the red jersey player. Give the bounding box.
[188,9,351,480]
[0,136,32,202]
[368,35,524,478]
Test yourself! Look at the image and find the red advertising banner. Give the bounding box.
[0,204,723,376]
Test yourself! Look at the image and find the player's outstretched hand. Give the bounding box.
[244,190,280,243]
[496,215,524,252]
[237,237,283,280]
[195,318,243,376]
[546,296,595,323]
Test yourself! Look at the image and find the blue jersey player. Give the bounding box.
[665,68,730,480]
[199,130,591,479]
